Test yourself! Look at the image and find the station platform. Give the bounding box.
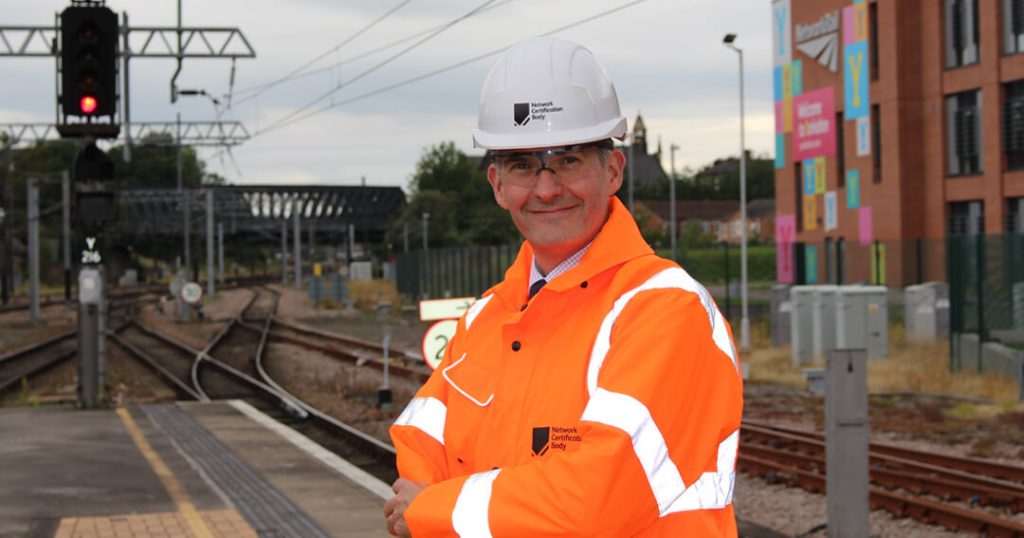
[0,400,392,538]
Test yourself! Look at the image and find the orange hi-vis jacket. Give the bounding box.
[390,197,744,537]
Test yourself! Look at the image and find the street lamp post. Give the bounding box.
[670,143,680,263]
[723,33,750,351]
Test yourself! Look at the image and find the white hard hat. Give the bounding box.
[473,36,627,150]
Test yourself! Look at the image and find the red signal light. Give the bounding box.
[80,95,98,114]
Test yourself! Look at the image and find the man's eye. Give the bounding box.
[509,161,533,170]
[557,155,582,166]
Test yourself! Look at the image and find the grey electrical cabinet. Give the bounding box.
[771,284,792,347]
[791,286,816,365]
[812,286,839,359]
[904,282,949,342]
[836,285,889,359]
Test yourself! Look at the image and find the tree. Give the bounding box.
[391,142,518,248]
[107,133,219,188]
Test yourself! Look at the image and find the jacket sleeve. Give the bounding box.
[389,326,459,484]
[403,283,744,537]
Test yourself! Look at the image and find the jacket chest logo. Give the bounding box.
[531,426,582,456]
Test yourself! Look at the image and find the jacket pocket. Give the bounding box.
[442,353,496,407]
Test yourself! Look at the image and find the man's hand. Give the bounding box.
[384,478,427,537]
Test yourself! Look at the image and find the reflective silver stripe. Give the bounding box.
[393,397,447,445]
[581,388,685,515]
[664,430,739,513]
[586,267,737,396]
[452,468,500,538]
[465,295,493,330]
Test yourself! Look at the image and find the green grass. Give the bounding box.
[656,245,776,284]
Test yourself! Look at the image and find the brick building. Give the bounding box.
[772,0,1024,286]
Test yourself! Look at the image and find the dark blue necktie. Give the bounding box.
[528,278,547,299]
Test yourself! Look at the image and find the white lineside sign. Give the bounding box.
[418,297,476,369]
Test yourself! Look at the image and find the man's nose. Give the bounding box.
[531,168,563,200]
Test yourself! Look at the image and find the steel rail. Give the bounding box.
[244,288,397,458]
[744,419,1024,484]
[741,423,1024,496]
[739,454,1024,536]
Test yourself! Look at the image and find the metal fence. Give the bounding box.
[948,233,1024,400]
[397,245,520,300]
[787,238,948,287]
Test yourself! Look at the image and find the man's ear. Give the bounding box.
[606,149,625,195]
[487,164,510,209]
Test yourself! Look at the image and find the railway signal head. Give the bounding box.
[59,5,119,137]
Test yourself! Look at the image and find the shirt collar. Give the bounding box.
[529,242,592,288]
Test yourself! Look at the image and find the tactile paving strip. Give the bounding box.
[141,404,331,538]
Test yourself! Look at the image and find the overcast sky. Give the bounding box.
[1,0,774,191]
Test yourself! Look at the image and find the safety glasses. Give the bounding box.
[492,140,612,188]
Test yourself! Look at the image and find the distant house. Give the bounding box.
[643,198,776,244]
[723,198,776,243]
[643,200,739,241]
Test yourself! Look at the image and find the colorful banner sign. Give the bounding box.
[803,195,818,231]
[814,156,827,193]
[844,40,869,119]
[803,159,816,195]
[856,115,870,156]
[824,191,838,231]
[870,242,886,285]
[782,64,793,99]
[843,4,868,45]
[774,66,784,101]
[793,86,837,161]
[791,60,803,96]
[806,246,819,284]
[772,0,793,67]
[859,206,873,245]
[775,214,796,283]
[775,134,786,169]
[846,170,860,208]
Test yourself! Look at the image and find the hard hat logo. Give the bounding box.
[514,103,531,126]
[514,101,566,128]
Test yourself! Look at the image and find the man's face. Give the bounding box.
[487,143,625,262]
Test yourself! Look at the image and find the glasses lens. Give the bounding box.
[495,145,600,186]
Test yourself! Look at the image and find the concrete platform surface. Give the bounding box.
[0,401,392,538]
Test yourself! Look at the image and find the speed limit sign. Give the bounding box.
[421,319,458,370]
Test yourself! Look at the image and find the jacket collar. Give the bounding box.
[488,196,653,306]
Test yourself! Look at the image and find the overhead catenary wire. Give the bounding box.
[253,0,651,138]
[229,0,415,106]
[254,0,501,137]
[230,0,517,101]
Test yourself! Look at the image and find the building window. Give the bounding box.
[1004,81,1024,169]
[869,2,879,80]
[1008,197,1023,232]
[948,200,984,235]
[947,91,983,176]
[1004,0,1024,54]
[871,104,882,182]
[837,112,846,186]
[946,0,980,68]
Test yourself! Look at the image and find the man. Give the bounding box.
[386,37,743,537]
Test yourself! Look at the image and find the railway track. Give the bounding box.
[0,297,135,398]
[739,419,1024,536]
[117,286,399,484]
[261,317,430,384]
